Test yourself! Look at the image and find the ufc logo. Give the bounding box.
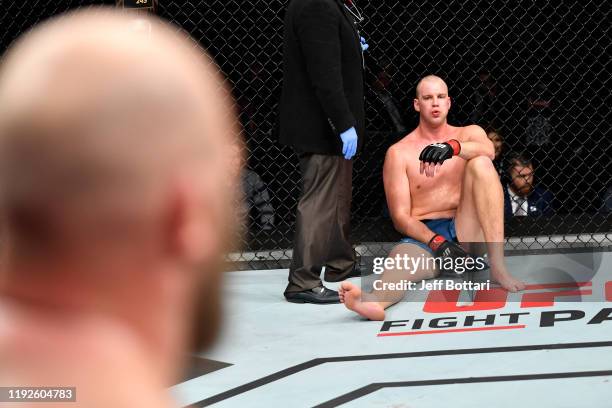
[423,281,606,313]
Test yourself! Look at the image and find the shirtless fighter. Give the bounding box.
[339,75,525,320]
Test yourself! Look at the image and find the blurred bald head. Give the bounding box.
[0,9,241,262]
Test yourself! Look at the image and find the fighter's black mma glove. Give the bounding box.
[419,139,461,164]
[428,234,469,275]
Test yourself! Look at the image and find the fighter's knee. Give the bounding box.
[466,155,495,177]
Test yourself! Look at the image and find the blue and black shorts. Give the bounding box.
[400,218,458,254]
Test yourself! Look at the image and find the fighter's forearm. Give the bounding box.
[393,216,437,245]
[457,140,495,161]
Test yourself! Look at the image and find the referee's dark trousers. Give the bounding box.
[285,154,355,294]
[278,0,365,295]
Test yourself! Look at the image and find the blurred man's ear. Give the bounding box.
[165,182,220,265]
[164,180,227,353]
[413,98,420,112]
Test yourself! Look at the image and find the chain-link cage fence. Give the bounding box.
[1,1,610,270]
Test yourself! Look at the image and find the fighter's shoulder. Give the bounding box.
[386,136,417,162]
[455,124,487,140]
[391,130,423,151]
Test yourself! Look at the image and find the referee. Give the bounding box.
[279,0,366,304]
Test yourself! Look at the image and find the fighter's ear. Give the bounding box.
[413,98,420,112]
[447,96,452,110]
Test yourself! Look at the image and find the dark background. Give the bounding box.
[1,0,610,267]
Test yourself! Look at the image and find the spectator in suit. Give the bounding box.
[503,152,555,218]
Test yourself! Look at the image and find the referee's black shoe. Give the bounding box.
[285,286,340,304]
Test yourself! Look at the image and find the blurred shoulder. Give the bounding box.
[0,310,170,408]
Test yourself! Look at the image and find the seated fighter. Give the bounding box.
[0,10,240,407]
[339,75,525,321]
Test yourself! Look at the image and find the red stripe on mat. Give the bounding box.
[524,282,592,290]
[378,325,526,337]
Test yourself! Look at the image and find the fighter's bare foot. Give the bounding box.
[339,281,385,321]
[491,267,525,292]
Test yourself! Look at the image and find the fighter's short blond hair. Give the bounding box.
[415,75,448,97]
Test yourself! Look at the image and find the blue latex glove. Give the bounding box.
[340,127,358,160]
[360,36,369,52]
